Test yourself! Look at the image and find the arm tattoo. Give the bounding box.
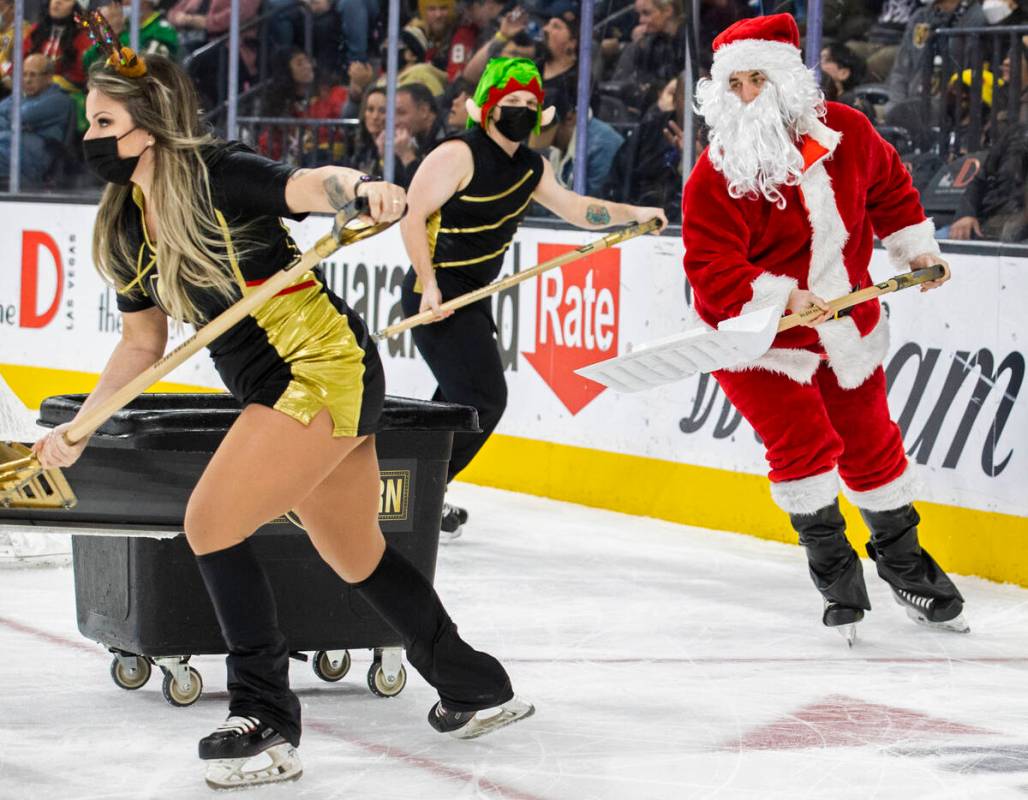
[288,168,312,183]
[323,174,350,211]
[586,203,611,226]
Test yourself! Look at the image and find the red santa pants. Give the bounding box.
[714,363,911,514]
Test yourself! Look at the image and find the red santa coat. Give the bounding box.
[682,101,941,390]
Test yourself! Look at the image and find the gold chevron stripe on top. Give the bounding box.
[458,169,533,203]
[426,209,442,258]
[118,243,156,296]
[438,194,533,235]
[214,209,248,293]
[434,240,512,268]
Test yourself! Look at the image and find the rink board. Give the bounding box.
[1,200,1025,586]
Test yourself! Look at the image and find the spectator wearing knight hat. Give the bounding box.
[682,13,968,641]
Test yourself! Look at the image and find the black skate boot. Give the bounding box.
[440,502,468,542]
[861,505,969,633]
[428,697,536,739]
[791,500,871,647]
[199,716,301,789]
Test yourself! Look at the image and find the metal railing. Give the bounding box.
[181,4,314,121]
[235,117,360,168]
[924,25,1028,159]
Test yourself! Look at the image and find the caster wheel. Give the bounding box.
[313,650,351,682]
[367,661,406,698]
[161,666,203,707]
[110,655,151,690]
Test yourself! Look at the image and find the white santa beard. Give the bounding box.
[697,64,825,208]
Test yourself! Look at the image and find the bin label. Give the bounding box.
[378,467,412,523]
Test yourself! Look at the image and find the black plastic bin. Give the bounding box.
[0,393,478,706]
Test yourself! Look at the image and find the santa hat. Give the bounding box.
[709,14,804,88]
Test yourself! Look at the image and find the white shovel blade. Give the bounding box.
[576,304,782,393]
[0,374,44,443]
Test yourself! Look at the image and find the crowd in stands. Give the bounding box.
[0,0,1026,241]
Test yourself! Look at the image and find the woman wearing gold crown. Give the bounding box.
[32,29,533,790]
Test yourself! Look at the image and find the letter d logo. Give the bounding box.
[20,230,62,328]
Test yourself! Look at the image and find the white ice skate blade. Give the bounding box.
[438,525,463,544]
[833,623,858,647]
[902,605,971,634]
[204,744,302,790]
[449,696,535,740]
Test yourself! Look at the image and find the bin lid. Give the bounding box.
[38,393,480,451]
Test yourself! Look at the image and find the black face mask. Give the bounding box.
[82,128,144,185]
[494,106,537,143]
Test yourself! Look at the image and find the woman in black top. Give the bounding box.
[33,51,531,790]
[400,58,667,537]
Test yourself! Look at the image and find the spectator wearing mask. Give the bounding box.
[981,0,1028,24]
[0,53,74,184]
[538,2,578,103]
[23,0,93,91]
[83,0,180,71]
[846,0,922,81]
[886,0,987,110]
[611,0,685,113]
[1,0,33,97]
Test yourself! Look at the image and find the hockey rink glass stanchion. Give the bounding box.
[371,217,663,342]
[0,197,396,508]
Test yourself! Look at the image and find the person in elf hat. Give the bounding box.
[399,57,667,539]
[682,13,966,645]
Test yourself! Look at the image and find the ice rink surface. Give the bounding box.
[1,483,1027,800]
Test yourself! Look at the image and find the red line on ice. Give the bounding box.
[305,718,552,800]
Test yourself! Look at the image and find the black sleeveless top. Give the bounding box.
[423,125,544,298]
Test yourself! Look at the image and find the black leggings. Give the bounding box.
[401,270,507,482]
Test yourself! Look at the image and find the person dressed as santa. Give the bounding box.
[682,13,967,643]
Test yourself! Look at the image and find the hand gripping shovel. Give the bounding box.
[0,198,396,509]
[576,265,946,393]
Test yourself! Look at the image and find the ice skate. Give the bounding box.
[199,716,302,790]
[440,502,468,542]
[428,696,534,739]
[892,589,970,633]
[823,600,863,647]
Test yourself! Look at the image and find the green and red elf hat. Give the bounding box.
[466,57,555,134]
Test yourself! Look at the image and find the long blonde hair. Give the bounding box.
[89,56,242,325]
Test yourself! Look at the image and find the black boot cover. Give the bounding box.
[195,539,301,747]
[790,500,871,616]
[861,504,964,620]
[352,544,513,712]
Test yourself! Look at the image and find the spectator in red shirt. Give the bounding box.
[23,0,92,92]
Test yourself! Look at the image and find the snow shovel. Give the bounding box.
[575,265,946,393]
[0,198,396,509]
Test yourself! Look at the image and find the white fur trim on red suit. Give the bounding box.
[799,160,851,300]
[710,39,804,87]
[881,219,941,270]
[842,463,921,511]
[744,272,797,314]
[770,468,840,514]
[723,347,821,383]
[818,310,890,389]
